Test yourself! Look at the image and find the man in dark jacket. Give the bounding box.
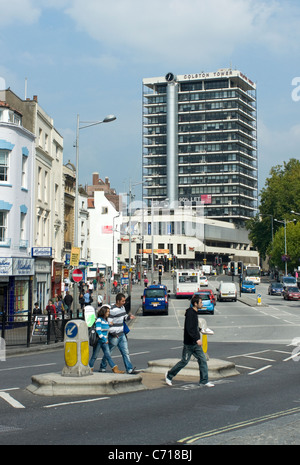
[165,295,214,387]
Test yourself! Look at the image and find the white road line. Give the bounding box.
[44,397,110,408]
[248,365,272,375]
[283,353,300,362]
[244,355,275,362]
[235,365,255,370]
[0,363,56,372]
[0,392,25,409]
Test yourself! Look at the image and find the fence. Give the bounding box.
[0,308,85,348]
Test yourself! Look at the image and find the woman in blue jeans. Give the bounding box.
[89,305,124,374]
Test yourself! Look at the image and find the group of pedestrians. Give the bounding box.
[89,293,138,375]
[88,290,214,388]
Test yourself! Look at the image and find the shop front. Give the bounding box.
[32,248,52,312]
[0,257,34,322]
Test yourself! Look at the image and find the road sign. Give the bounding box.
[72,268,83,282]
[65,321,78,339]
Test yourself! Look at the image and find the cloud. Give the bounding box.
[0,0,41,24]
[61,0,290,66]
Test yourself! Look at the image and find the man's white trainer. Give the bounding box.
[165,371,172,386]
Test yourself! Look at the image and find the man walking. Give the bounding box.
[165,295,214,387]
[99,293,138,374]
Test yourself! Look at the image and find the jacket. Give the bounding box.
[183,307,200,345]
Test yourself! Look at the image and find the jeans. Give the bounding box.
[89,338,116,370]
[167,343,209,384]
[100,333,133,373]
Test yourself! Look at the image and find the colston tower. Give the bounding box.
[142,69,258,226]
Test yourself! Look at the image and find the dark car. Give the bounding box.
[283,287,300,301]
[142,285,169,315]
[268,282,284,296]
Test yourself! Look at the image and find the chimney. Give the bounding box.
[105,177,110,186]
[33,95,38,102]
[92,172,99,186]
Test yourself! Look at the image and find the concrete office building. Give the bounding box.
[142,69,258,226]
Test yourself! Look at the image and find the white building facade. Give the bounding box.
[0,101,35,318]
[88,191,121,276]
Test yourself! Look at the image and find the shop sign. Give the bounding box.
[13,258,34,276]
[32,247,52,257]
[0,258,12,275]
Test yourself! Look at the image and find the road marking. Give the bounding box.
[244,355,275,362]
[0,391,25,409]
[178,405,300,444]
[44,397,110,408]
[235,365,255,370]
[248,365,272,375]
[0,363,56,372]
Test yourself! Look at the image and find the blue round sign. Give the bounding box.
[65,321,78,338]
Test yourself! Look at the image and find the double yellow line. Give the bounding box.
[178,405,300,444]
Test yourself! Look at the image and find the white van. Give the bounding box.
[216,282,237,302]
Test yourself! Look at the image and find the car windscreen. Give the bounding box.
[197,294,210,301]
[271,283,282,288]
[287,287,299,292]
[145,289,165,298]
[283,277,296,283]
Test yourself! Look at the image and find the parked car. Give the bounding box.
[141,284,169,315]
[199,275,208,287]
[268,282,284,296]
[216,282,237,302]
[282,286,300,301]
[191,291,215,315]
[241,280,256,293]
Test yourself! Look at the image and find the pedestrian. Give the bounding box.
[97,294,103,307]
[33,302,42,316]
[79,292,85,311]
[99,293,138,374]
[89,305,124,373]
[144,277,148,288]
[165,295,214,388]
[46,299,56,318]
[84,289,91,305]
[63,290,73,314]
[46,299,59,343]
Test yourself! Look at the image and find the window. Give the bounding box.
[39,128,42,146]
[20,212,26,241]
[0,211,7,241]
[21,155,27,188]
[0,150,9,182]
[44,171,48,203]
[37,167,42,200]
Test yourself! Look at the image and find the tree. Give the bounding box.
[269,221,300,273]
[246,158,300,260]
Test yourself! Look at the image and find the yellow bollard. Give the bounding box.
[257,294,262,306]
[62,320,92,377]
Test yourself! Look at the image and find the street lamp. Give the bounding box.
[274,218,296,276]
[74,113,116,312]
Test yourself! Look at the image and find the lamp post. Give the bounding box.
[274,218,296,276]
[74,113,116,312]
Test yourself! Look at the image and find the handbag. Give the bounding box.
[88,324,99,346]
[123,321,130,335]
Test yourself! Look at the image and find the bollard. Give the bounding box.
[61,320,92,377]
[257,293,262,306]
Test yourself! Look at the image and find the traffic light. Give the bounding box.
[237,261,243,274]
[230,262,235,274]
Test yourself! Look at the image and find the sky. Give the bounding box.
[1,0,300,201]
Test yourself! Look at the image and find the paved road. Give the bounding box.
[1,273,300,446]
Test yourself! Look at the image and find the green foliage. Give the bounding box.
[247,158,300,267]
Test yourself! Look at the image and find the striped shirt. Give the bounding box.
[108,304,130,337]
[95,317,110,343]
